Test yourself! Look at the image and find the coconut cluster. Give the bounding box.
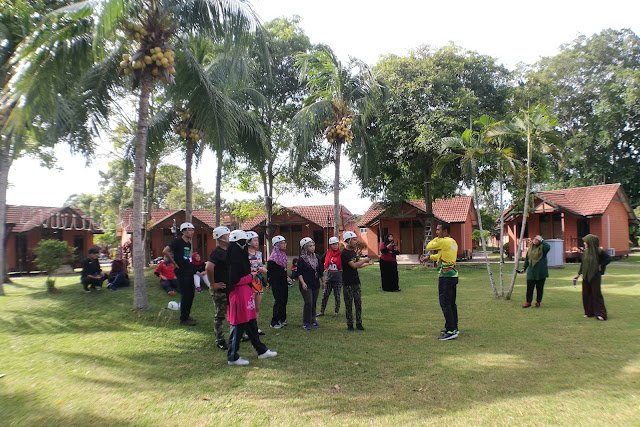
[173,109,203,142]
[324,116,353,144]
[119,46,175,84]
[123,21,147,42]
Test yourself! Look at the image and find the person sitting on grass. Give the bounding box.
[154,255,178,296]
[107,249,130,291]
[81,248,108,292]
[191,252,210,293]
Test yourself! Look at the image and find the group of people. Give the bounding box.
[516,233,611,321]
[81,220,614,363]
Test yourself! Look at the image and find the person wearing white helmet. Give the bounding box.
[294,237,324,330]
[206,226,232,350]
[163,221,197,326]
[246,231,267,336]
[226,229,277,365]
[267,235,289,329]
[319,236,343,318]
[341,230,374,331]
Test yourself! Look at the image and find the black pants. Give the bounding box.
[109,272,130,289]
[271,280,288,326]
[526,279,545,303]
[160,279,179,293]
[438,276,458,332]
[343,283,362,327]
[320,280,342,314]
[178,274,195,321]
[82,276,105,290]
[300,285,319,326]
[582,274,607,319]
[228,319,268,361]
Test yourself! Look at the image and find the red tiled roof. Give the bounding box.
[358,196,475,226]
[534,184,621,217]
[241,205,353,230]
[119,209,217,233]
[6,205,103,233]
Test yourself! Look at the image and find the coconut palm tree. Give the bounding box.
[294,47,387,238]
[486,105,560,300]
[439,121,498,298]
[10,0,262,309]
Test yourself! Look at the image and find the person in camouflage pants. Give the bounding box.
[206,226,232,350]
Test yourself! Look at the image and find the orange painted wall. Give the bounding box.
[602,200,631,255]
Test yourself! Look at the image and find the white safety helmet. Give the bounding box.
[167,301,180,310]
[180,222,195,231]
[272,235,286,245]
[328,236,339,245]
[343,231,357,241]
[212,226,230,239]
[229,229,248,242]
[245,231,259,240]
[300,237,314,249]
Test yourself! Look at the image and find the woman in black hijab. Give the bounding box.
[573,234,611,321]
[379,233,400,292]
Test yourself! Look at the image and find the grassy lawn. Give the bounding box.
[1,264,639,426]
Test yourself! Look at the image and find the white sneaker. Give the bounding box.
[270,323,282,329]
[280,321,287,326]
[258,349,277,359]
[228,357,250,366]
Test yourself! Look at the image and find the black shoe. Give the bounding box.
[83,288,91,293]
[258,330,265,336]
[441,329,460,335]
[347,325,354,331]
[438,330,459,341]
[356,324,365,330]
[180,319,196,326]
[216,341,228,350]
[332,313,339,318]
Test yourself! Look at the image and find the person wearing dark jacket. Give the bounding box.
[267,235,289,329]
[379,233,400,292]
[163,222,196,326]
[517,235,550,308]
[294,237,325,330]
[81,248,107,292]
[226,230,276,366]
[107,250,129,290]
[573,234,611,321]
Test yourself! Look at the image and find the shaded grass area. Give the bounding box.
[1,264,639,425]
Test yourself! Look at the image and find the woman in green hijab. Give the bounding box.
[517,235,550,308]
[573,234,611,321]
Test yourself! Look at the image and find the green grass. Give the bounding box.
[1,264,639,426]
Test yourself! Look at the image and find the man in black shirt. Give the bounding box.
[164,222,196,326]
[206,226,232,349]
[81,248,107,292]
[340,231,374,331]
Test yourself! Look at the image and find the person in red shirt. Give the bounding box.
[379,233,400,292]
[154,255,178,296]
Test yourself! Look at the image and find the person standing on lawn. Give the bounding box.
[319,236,342,317]
[226,230,277,366]
[206,226,232,350]
[422,222,459,341]
[341,231,374,331]
[517,235,550,308]
[573,234,611,321]
[163,222,197,326]
[294,237,324,330]
[267,235,289,329]
[246,231,267,336]
[379,233,401,292]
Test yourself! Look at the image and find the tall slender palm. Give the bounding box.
[21,0,262,309]
[486,105,560,300]
[440,122,498,298]
[294,47,387,237]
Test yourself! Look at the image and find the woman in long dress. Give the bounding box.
[379,233,400,292]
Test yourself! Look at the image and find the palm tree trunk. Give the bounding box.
[498,166,505,297]
[506,125,532,300]
[185,139,194,222]
[145,161,158,265]
[333,140,342,238]
[262,166,273,257]
[215,147,223,226]
[132,72,153,311]
[473,174,498,298]
[0,136,10,295]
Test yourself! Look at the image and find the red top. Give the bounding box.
[154,262,176,280]
[379,241,398,263]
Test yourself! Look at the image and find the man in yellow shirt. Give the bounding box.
[422,222,459,341]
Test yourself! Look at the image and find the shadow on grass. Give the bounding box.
[1,389,136,426]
